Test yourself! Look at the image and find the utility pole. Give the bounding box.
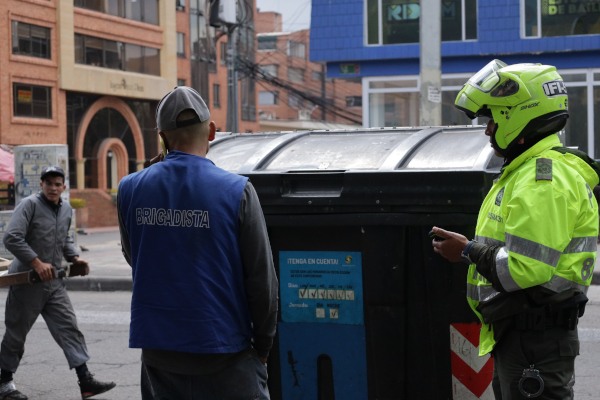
[420,0,442,126]
[226,24,239,133]
[320,64,326,120]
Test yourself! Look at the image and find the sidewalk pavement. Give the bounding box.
[64,226,132,291]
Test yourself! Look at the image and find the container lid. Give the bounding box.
[207,126,502,173]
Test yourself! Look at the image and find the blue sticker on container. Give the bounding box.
[280,251,363,325]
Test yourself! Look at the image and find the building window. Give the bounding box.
[74,0,159,25]
[177,33,186,58]
[11,21,51,59]
[259,64,279,78]
[176,0,186,11]
[143,47,160,75]
[362,68,600,159]
[124,43,143,72]
[287,40,306,59]
[74,34,160,75]
[177,79,186,86]
[311,70,323,81]
[257,36,277,51]
[213,84,221,108]
[346,96,362,107]
[522,0,600,37]
[259,91,279,105]
[288,67,305,83]
[288,93,304,108]
[366,0,477,45]
[13,83,52,119]
[220,42,227,65]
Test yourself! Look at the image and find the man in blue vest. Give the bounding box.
[117,86,278,399]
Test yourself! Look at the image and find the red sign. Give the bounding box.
[450,323,494,399]
[18,90,32,103]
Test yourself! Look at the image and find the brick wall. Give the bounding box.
[255,11,282,33]
[1,0,66,146]
[255,12,363,125]
[71,189,118,228]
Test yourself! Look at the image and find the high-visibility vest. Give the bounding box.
[467,134,599,356]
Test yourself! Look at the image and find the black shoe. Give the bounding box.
[0,381,27,400]
[78,372,116,399]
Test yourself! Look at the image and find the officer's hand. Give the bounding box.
[430,227,470,263]
[31,258,54,282]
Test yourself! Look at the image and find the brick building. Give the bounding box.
[254,11,362,131]
[1,0,259,227]
[176,0,259,134]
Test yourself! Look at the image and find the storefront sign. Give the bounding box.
[547,0,600,15]
[109,79,144,92]
[340,63,360,74]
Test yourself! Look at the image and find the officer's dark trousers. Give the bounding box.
[491,325,579,399]
[0,280,90,373]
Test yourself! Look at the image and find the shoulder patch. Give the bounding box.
[536,158,552,181]
[495,187,505,206]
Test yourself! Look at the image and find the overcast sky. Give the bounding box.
[256,0,312,31]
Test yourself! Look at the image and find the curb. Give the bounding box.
[65,276,132,291]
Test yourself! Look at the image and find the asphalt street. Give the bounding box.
[0,291,138,400]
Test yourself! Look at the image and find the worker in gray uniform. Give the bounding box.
[0,165,116,400]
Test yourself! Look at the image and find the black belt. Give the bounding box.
[514,293,588,331]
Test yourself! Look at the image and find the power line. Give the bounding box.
[281,1,311,30]
[209,1,361,125]
[238,58,362,125]
[245,55,365,106]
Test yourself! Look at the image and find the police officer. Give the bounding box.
[432,60,598,399]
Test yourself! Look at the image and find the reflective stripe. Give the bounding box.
[467,282,501,303]
[540,275,590,294]
[495,247,521,292]
[474,235,505,247]
[564,236,598,254]
[505,233,562,268]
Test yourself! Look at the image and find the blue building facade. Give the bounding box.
[310,0,600,156]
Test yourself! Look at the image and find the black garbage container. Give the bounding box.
[207,126,503,400]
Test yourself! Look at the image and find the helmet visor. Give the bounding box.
[467,59,508,92]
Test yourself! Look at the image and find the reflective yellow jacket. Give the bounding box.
[467,134,599,355]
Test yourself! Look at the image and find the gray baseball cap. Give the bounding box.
[40,165,65,181]
[155,86,210,131]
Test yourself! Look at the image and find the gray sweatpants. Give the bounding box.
[0,279,90,373]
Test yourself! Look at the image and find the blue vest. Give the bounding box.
[118,151,251,353]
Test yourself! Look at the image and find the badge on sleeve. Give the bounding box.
[536,158,552,181]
